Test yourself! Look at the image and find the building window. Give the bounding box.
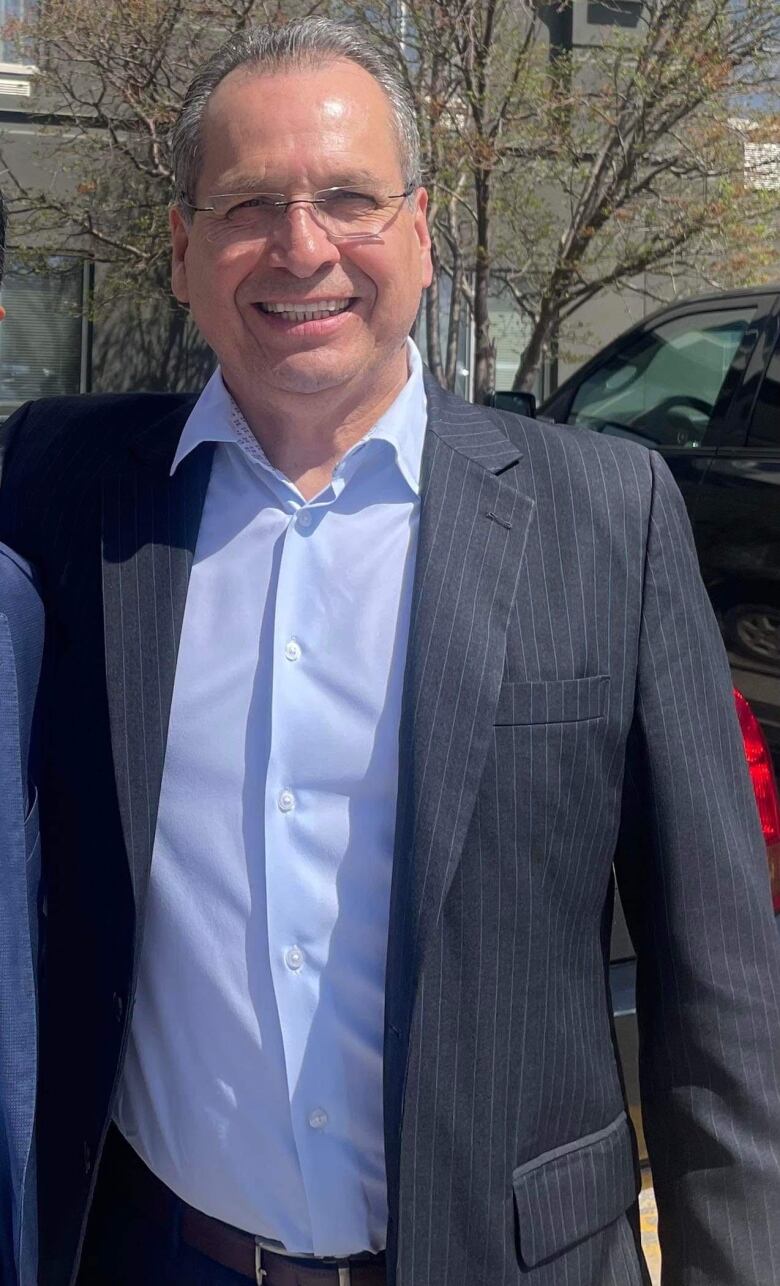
[586,0,642,27]
[0,0,36,67]
[0,256,91,418]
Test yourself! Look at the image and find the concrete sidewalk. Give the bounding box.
[639,1172,661,1285]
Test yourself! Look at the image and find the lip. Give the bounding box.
[250,298,359,335]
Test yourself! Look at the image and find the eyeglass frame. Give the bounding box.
[177,185,417,242]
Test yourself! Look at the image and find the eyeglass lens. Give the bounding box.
[208,189,406,238]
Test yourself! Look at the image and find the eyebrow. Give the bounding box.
[209,169,389,193]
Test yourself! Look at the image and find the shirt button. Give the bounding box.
[285,945,304,971]
[284,639,301,662]
[296,510,312,529]
[308,1108,328,1131]
[278,789,295,813]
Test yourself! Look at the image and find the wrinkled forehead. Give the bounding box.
[197,59,405,194]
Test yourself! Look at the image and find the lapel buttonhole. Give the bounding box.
[486,510,513,531]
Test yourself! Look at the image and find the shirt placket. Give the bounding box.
[263,493,350,1252]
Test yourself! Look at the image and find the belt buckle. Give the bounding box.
[254,1237,351,1285]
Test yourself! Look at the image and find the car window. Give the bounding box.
[750,331,780,446]
[567,307,755,448]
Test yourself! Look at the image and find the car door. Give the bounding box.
[691,298,780,783]
[540,297,765,524]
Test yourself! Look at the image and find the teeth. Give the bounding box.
[259,298,352,320]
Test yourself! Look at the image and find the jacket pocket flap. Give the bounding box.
[512,1110,638,1268]
[495,674,609,726]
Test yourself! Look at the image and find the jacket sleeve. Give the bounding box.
[614,450,780,1286]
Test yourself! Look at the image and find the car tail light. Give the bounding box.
[734,689,780,914]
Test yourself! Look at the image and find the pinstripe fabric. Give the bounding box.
[512,1111,637,1268]
[0,380,777,1286]
[0,395,199,1285]
[384,375,779,1286]
[101,439,213,909]
[384,417,533,1145]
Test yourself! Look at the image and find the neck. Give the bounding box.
[223,348,411,501]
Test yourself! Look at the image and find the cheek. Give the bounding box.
[201,222,263,255]
[348,253,403,306]
[186,242,258,302]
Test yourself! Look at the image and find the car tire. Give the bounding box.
[723,602,780,664]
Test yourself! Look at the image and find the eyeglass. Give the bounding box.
[180,185,416,241]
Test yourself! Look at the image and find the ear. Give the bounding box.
[170,205,191,305]
[414,187,434,289]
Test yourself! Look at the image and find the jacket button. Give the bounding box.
[113,992,124,1023]
[83,1142,92,1175]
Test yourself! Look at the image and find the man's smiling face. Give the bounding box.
[170,59,432,405]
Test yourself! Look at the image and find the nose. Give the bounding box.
[265,202,341,277]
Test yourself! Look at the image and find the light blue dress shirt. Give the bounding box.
[115,343,427,1256]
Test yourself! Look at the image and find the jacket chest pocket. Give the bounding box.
[494,674,609,726]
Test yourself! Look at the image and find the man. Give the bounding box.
[0,17,778,1286]
[0,191,43,1286]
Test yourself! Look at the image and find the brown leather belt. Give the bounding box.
[100,1127,386,1285]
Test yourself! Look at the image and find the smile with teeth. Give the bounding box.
[257,298,354,321]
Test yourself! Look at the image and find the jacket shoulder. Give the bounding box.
[0,390,197,492]
[2,391,197,461]
[423,375,654,488]
[0,392,198,562]
[501,408,654,479]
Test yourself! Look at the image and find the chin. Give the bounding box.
[262,355,365,396]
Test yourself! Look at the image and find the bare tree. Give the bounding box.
[500,0,780,390]
[0,0,327,299]
[349,0,548,396]
[350,0,779,396]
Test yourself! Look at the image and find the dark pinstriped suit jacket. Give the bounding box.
[0,374,778,1286]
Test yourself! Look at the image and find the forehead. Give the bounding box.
[197,59,403,192]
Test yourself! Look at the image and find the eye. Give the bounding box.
[224,194,281,219]
[320,190,380,217]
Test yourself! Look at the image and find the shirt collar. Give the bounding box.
[170,339,427,496]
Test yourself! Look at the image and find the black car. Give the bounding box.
[538,285,780,853]
[500,285,780,1154]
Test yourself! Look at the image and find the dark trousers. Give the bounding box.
[77,1137,250,1286]
[78,1201,253,1285]
[77,1128,386,1286]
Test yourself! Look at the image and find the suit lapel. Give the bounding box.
[101,411,213,907]
[385,377,535,1121]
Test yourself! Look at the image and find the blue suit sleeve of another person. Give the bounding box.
[0,542,44,1286]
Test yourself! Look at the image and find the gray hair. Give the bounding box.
[170,18,422,214]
